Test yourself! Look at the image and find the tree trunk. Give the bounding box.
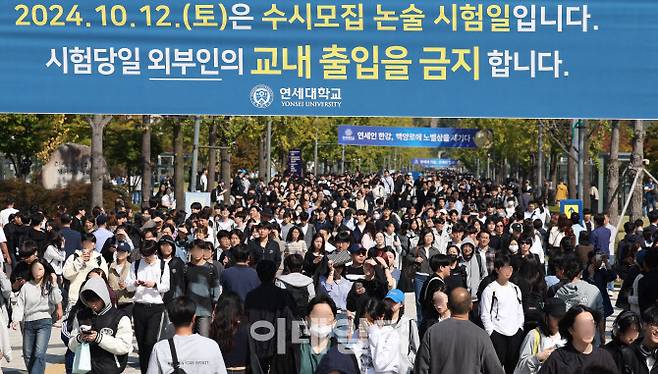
[221,147,231,202]
[630,120,645,222]
[582,121,592,209]
[208,122,217,193]
[259,131,267,181]
[607,120,620,225]
[141,115,152,207]
[89,115,111,210]
[173,120,185,211]
[568,142,577,199]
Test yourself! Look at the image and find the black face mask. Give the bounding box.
[462,251,474,261]
[448,254,459,263]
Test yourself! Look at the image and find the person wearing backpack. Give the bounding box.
[62,234,109,312]
[275,254,315,320]
[126,241,170,374]
[480,254,525,374]
[146,296,227,374]
[184,239,220,337]
[513,298,567,374]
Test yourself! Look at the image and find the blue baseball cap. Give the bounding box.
[385,289,404,304]
[116,241,131,253]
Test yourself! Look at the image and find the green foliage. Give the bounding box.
[0,179,127,215]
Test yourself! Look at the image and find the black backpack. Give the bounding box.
[283,282,309,319]
[167,338,187,374]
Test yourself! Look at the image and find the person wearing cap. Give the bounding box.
[384,288,420,374]
[108,240,135,315]
[513,298,567,374]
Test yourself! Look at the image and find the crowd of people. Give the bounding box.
[0,169,657,374]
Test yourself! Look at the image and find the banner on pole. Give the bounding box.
[338,125,478,148]
[412,158,460,168]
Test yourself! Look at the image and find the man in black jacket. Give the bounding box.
[247,222,282,268]
[245,260,293,373]
[620,305,658,374]
[638,250,658,314]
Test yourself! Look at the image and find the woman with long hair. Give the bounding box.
[407,228,440,322]
[286,226,307,257]
[211,291,252,374]
[43,232,66,282]
[11,258,63,374]
[538,305,618,374]
[303,233,328,279]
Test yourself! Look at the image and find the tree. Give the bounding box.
[88,115,112,210]
[141,115,153,206]
[207,119,217,193]
[0,114,62,178]
[630,120,645,222]
[173,118,186,210]
[607,120,620,224]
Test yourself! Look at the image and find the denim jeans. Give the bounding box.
[23,318,52,374]
[414,274,429,322]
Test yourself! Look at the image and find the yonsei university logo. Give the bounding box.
[250,84,274,108]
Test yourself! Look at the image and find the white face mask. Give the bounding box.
[308,324,333,338]
[509,244,519,254]
[373,213,381,220]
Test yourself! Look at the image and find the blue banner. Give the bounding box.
[288,149,303,177]
[338,125,478,147]
[413,158,460,168]
[0,0,657,118]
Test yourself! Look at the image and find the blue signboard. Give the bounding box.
[288,149,303,177]
[560,199,583,221]
[338,125,478,148]
[413,158,460,168]
[1,0,657,118]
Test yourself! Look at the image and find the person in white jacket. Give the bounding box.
[513,298,567,374]
[480,254,525,374]
[367,299,400,374]
[62,234,109,312]
[68,277,133,374]
[383,289,419,374]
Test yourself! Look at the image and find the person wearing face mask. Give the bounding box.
[271,295,343,374]
[445,245,467,292]
[508,239,520,256]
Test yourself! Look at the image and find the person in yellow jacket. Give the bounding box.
[555,181,568,203]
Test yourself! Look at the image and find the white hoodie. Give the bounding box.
[368,324,400,374]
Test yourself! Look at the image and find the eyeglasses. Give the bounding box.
[355,250,368,256]
[521,241,532,245]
